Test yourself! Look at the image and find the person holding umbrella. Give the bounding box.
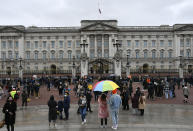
[93,80,121,129]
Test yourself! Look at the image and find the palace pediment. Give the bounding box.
[175,25,193,31]
[0,26,25,33]
[80,22,118,31]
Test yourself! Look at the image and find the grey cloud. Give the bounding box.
[0,0,192,26]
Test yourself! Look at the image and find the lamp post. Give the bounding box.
[80,39,88,77]
[126,54,131,77]
[80,40,88,53]
[18,57,23,80]
[71,56,76,84]
[72,56,76,77]
[113,40,121,52]
[112,39,122,76]
[179,55,184,79]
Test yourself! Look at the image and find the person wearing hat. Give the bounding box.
[108,89,122,130]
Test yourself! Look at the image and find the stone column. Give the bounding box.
[18,34,25,59]
[114,60,121,76]
[81,59,88,77]
[95,35,97,57]
[114,52,121,76]
[80,53,88,77]
[102,35,104,57]
[179,67,184,78]
[126,64,131,77]
[19,68,23,80]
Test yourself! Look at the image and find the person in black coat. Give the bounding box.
[22,90,28,108]
[121,88,129,110]
[86,90,93,112]
[131,93,139,115]
[48,95,57,127]
[2,96,17,131]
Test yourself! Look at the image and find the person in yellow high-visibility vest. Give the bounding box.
[10,88,17,99]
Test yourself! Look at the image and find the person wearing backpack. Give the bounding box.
[63,92,70,120]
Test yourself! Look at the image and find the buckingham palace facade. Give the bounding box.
[0,20,193,76]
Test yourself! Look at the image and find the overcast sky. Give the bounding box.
[0,0,193,27]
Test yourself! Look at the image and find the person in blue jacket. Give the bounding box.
[63,92,70,120]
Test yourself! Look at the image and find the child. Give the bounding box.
[98,93,109,128]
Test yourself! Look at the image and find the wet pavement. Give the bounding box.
[0,104,193,131]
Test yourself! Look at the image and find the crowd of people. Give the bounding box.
[0,75,192,130]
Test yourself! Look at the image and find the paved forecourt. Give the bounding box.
[0,104,193,131]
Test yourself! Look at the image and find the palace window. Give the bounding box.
[8,40,13,49]
[68,41,71,48]
[76,40,80,48]
[104,50,109,58]
[1,52,6,59]
[135,40,139,47]
[34,51,38,59]
[152,40,156,47]
[180,39,184,47]
[90,50,95,58]
[180,50,184,57]
[127,40,131,47]
[160,50,164,58]
[51,51,55,59]
[51,41,55,48]
[89,35,95,48]
[186,38,190,47]
[8,51,13,59]
[97,49,102,57]
[104,35,109,48]
[43,41,47,48]
[76,50,81,58]
[59,41,63,48]
[35,41,38,49]
[26,41,30,49]
[152,50,156,58]
[144,40,147,48]
[15,41,19,48]
[97,35,102,48]
[15,52,19,59]
[1,41,6,49]
[42,51,46,60]
[136,51,139,58]
[127,50,131,58]
[186,49,191,57]
[26,51,30,59]
[59,51,64,59]
[168,40,172,47]
[144,51,148,58]
[68,50,72,59]
[160,40,164,47]
[168,50,172,58]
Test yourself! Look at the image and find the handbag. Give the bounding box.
[0,119,5,128]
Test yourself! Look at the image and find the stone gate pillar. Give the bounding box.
[114,52,121,76]
[80,52,88,77]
